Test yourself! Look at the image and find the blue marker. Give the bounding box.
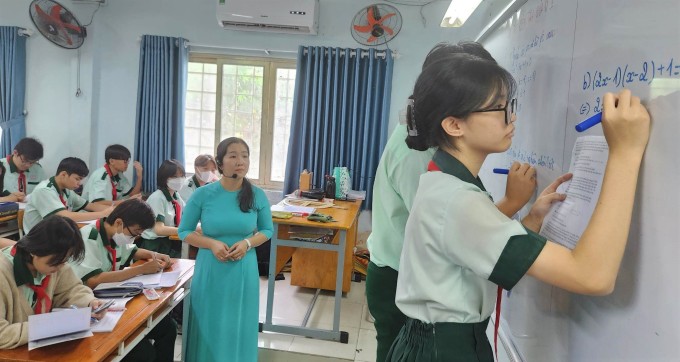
[493,168,509,175]
[575,112,602,132]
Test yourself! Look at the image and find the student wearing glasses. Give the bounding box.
[69,198,177,361]
[387,53,650,361]
[366,42,536,362]
[82,144,144,206]
[0,137,47,202]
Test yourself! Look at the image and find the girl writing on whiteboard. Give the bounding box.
[389,53,650,361]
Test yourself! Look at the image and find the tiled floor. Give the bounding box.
[174,273,377,361]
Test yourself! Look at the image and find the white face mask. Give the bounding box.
[167,177,185,191]
[197,171,214,182]
[112,225,136,246]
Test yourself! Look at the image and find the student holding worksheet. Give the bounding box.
[0,216,106,349]
[388,53,650,361]
[366,41,537,362]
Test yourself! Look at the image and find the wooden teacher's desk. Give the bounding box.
[261,199,361,343]
[0,259,195,362]
[273,199,361,293]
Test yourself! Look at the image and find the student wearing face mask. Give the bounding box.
[69,198,177,361]
[179,154,218,203]
[69,198,171,288]
[138,160,186,258]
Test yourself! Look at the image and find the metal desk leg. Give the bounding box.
[333,230,346,333]
[265,224,279,325]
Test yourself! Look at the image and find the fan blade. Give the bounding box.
[353,24,373,33]
[367,35,378,43]
[381,25,394,36]
[375,13,396,24]
[367,7,378,25]
[50,4,62,19]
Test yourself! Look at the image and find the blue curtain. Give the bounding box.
[134,35,188,193]
[0,27,27,155]
[283,46,393,209]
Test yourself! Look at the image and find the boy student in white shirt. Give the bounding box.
[82,144,143,206]
[0,137,47,202]
[69,198,177,362]
[23,157,113,233]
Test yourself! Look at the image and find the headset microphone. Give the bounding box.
[231,173,238,179]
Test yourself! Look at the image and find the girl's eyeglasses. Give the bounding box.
[472,98,517,124]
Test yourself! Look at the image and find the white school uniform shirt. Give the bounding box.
[141,188,184,240]
[396,150,546,324]
[23,177,89,233]
[179,175,200,203]
[70,220,139,283]
[0,156,46,195]
[82,165,133,202]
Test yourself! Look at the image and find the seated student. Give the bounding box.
[82,144,143,206]
[23,157,113,233]
[0,216,106,349]
[139,160,185,258]
[179,154,218,202]
[70,198,177,362]
[0,137,47,202]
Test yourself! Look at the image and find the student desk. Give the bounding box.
[0,259,195,362]
[0,212,20,238]
[261,200,361,343]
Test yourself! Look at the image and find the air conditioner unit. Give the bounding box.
[217,0,319,35]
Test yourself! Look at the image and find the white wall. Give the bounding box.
[1,0,510,176]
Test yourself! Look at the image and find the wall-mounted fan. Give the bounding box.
[351,4,402,46]
[29,0,87,49]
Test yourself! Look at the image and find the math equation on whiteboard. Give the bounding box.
[582,58,680,91]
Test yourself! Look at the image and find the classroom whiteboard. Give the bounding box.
[479,0,680,361]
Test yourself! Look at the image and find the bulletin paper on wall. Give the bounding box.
[540,136,608,249]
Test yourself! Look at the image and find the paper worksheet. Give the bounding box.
[90,311,125,333]
[540,136,608,249]
[28,307,93,350]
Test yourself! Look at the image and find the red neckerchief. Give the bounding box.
[104,164,118,201]
[10,245,52,314]
[96,219,117,271]
[7,155,26,193]
[58,191,67,208]
[171,196,182,226]
[427,160,502,362]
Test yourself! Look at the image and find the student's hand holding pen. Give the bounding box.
[139,258,164,274]
[89,299,108,321]
[504,161,537,208]
[601,89,651,156]
[151,251,171,269]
